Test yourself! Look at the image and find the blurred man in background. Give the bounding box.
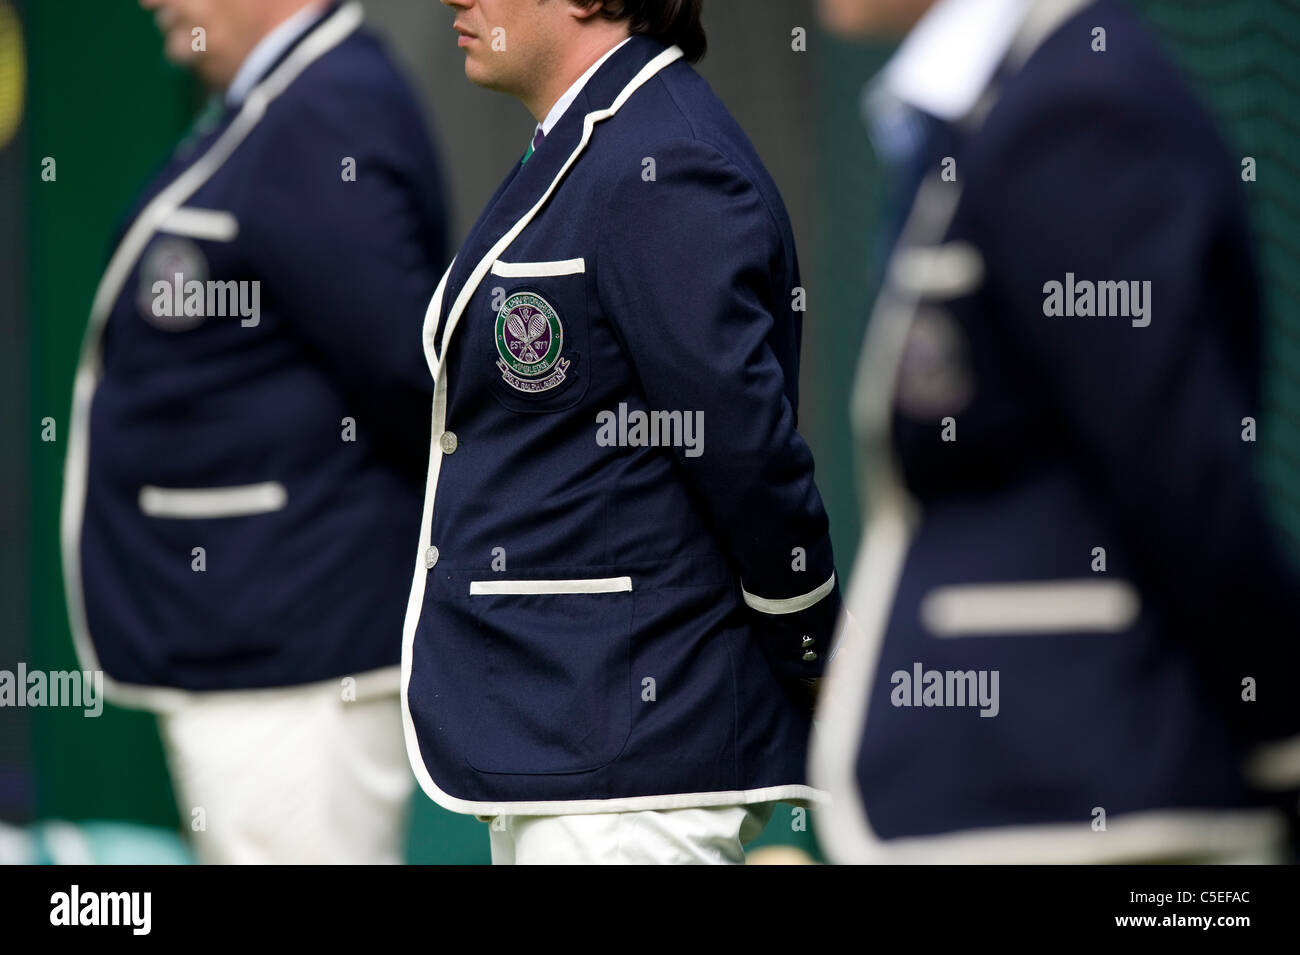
[811,0,1300,862]
[62,0,448,862]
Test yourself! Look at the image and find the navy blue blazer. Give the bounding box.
[401,37,841,813]
[813,0,1300,862]
[65,2,448,701]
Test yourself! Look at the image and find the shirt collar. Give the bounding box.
[536,36,633,138]
[226,1,330,107]
[875,0,1030,122]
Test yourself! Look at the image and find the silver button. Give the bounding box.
[424,546,439,569]
[801,635,815,648]
[802,650,818,662]
[440,431,458,455]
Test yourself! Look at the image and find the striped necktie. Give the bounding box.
[522,126,545,165]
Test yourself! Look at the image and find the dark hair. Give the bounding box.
[576,0,707,63]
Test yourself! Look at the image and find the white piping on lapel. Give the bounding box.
[428,46,685,385]
[422,260,454,379]
[58,1,366,712]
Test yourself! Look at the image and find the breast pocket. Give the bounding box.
[466,575,633,775]
[134,208,242,333]
[480,258,590,413]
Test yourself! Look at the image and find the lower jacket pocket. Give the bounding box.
[465,578,633,775]
[919,578,1140,637]
[138,481,286,519]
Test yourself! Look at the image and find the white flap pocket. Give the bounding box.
[158,207,240,242]
[920,579,1140,637]
[490,258,586,278]
[139,482,287,519]
[469,576,632,596]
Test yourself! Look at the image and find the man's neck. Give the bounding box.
[220,0,328,102]
[524,28,631,124]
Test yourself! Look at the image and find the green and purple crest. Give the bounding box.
[494,291,570,393]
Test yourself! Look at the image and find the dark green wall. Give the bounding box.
[24,0,195,828]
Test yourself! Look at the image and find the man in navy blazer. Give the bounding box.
[811,0,1300,863]
[406,0,841,864]
[64,0,448,862]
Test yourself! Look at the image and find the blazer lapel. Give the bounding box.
[427,38,684,376]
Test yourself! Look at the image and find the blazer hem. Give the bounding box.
[87,663,402,715]
[817,805,1289,865]
[412,779,824,818]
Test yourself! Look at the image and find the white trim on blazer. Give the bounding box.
[138,482,287,520]
[919,579,1140,636]
[469,577,632,596]
[490,257,586,277]
[741,572,836,615]
[158,207,240,242]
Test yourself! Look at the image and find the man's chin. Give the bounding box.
[163,33,200,68]
[463,56,507,93]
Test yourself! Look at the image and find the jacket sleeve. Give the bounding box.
[245,91,448,432]
[971,90,1300,751]
[596,137,841,682]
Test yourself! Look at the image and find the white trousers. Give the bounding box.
[158,682,413,864]
[486,802,778,865]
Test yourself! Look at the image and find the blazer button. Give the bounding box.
[440,431,458,455]
[802,650,818,662]
[424,546,439,570]
[801,635,815,648]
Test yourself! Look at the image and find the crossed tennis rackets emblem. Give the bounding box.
[494,291,570,394]
[506,305,550,364]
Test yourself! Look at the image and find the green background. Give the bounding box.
[23,0,193,830]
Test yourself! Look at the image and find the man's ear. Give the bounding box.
[566,0,607,23]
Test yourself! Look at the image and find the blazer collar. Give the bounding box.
[433,37,679,356]
[226,1,339,107]
[482,35,671,237]
[578,35,673,116]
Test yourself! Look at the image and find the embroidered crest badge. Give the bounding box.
[136,236,210,332]
[494,291,570,393]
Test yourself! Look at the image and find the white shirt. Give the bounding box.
[535,36,633,141]
[877,0,1029,121]
[226,1,330,107]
